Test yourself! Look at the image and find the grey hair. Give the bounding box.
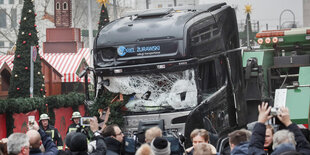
[272,129,296,150]
[7,133,29,155]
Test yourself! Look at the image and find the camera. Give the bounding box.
[28,116,35,125]
[80,117,92,126]
[270,107,279,116]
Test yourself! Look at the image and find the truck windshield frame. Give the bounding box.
[102,68,198,113]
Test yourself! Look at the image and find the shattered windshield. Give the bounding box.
[103,69,198,112]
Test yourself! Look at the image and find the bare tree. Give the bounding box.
[0,6,20,45]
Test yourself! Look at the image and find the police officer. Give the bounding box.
[39,113,63,150]
[67,111,81,133]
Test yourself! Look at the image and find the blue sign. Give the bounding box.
[117,45,161,56]
[117,46,126,56]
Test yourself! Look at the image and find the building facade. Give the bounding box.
[0,0,23,54]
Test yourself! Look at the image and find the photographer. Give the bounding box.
[248,102,310,155]
[88,117,107,155]
[26,120,58,155]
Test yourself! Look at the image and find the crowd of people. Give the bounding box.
[1,102,310,155]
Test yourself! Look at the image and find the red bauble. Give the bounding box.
[28,33,31,36]
[40,88,43,91]
[17,88,20,90]
[23,41,26,44]
[40,56,43,60]
[25,67,28,70]
[35,13,37,16]
[11,61,14,63]
[36,45,39,48]
[102,10,105,13]
[17,55,21,58]
[34,24,37,27]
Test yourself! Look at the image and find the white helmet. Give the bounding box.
[39,114,50,121]
[71,111,81,120]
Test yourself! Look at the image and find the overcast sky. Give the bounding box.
[199,0,303,30]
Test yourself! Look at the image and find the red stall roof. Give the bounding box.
[42,48,90,82]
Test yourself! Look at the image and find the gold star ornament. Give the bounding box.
[97,0,110,7]
[245,4,252,14]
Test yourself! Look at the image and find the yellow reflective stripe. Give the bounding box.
[51,130,54,138]
[57,146,63,150]
[69,128,77,133]
[45,130,54,138]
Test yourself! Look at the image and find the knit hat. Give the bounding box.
[70,132,88,152]
[151,137,171,155]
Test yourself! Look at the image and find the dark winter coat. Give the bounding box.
[40,124,63,149]
[231,142,249,155]
[30,129,58,155]
[286,123,310,155]
[104,137,122,155]
[248,122,310,155]
[67,123,78,133]
[89,134,107,155]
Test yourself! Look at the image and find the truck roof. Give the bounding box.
[96,3,226,47]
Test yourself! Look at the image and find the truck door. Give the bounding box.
[184,56,232,147]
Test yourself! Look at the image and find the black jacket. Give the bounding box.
[286,123,310,155]
[104,137,122,155]
[30,129,58,155]
[248,122,310,155]
[40,124,63,149]
[67,123,78,133]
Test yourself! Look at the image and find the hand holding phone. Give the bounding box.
[80,117,92,126]
[28,116,39,130]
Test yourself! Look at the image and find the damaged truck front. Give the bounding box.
[91,3,247,153]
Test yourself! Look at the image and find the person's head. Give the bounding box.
[264,124,274,148]
[239,129,252,141]
[39,114,50,128]
[71,112,81,124]
[150,137,171,155]
[7,133,30,155]
[272,129,296,150]
[145,126,163,143]
[26,130,42,149]
[65,131,76,149]
[135,144,154,155]
[70,132,88,152]
[228,129,249,150]
[103,124,124,142]
[193,143,213,155]
[190,129,209,146]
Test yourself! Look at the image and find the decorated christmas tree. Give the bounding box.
[8,0,45,98]
[97,0,110,30]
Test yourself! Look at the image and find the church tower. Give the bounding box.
[54,0,72,27]
[43,0,83,53]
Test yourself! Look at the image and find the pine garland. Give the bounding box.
[1,93,85,135]
[1,92,129,135]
